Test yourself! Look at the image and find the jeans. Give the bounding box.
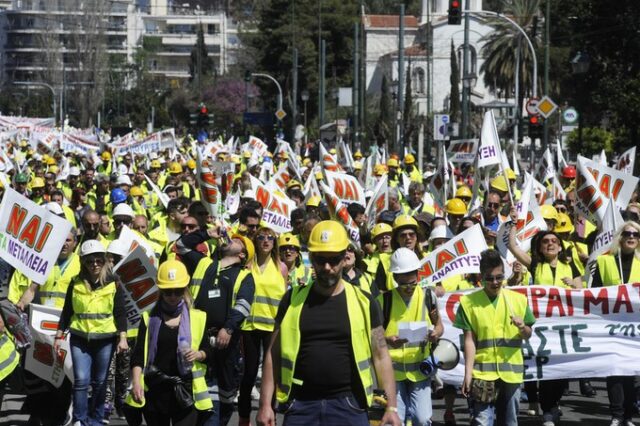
[282,396,369,426]
[396,379,432,425]
[607,376,636,420]
[70,335,115,426]
[471,380,520,426]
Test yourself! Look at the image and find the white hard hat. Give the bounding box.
[149,152,158,160]
[44,202,64,216]
[69,166,81,176]
[113,203,135,218]
[116,175,132,186]
[389,247,421,274]
[107,239,130,258]
[80,239,106,257]
[429,225,453,241]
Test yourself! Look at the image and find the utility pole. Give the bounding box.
[543,0,550,152]
[353,22,359,147]
[397,4,405,157]
[319,39,326,125]
[292,48,298,143]
[461,0,470,139]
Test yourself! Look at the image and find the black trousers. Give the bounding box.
[238,330,272,418]
[607,376,636,420]
[539,379,567,413]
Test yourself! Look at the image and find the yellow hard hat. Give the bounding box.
[354,161,363,171]
[231,155,241,164]
[101,151,112,161]
[555,212,574,233]
[505,168,516,180]
[31,177,45,189]
[279,151,289,160]
[157,259,190,289]
[354,150,363,159]
[329,148,337,155]
[151,160,161,169]
[243,151,251,159]
[371,223,393,240]
[302,158,312,167]
[374,164,387,176]
[540,204,559,222]
[46,157,56,166]
[306,195,322,207]
[392,214,418,231]
[387,158,399,168]
[130,186,144,197]
[169,162,183,174]
[232,233,255,263]
[186,159,196,170]
[404,154,415,165]
[49,165,59,174]
[490,175,509,193]
[286,179,302,189]
[445,198,467,215]
[455,186,472,199]
[278,233,301,249]
[314,171,323,180]
[308,220,350,253]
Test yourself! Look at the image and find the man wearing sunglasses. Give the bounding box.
[257,220,401,426]
[482,192,503,232]
[454,249,535,426]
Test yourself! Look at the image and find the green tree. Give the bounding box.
[565,127,614,158]
[190,24,215,87]
[449,40,460,121]
[373,75,393,147]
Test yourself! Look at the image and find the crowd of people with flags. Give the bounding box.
[0,110,638,426]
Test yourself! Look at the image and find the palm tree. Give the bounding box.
[479,0,541,100]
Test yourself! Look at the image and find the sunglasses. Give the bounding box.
[181,223,198,230]
[398,280,418,287]
[161,288,183,297]
[622,231,640,239]
[279,245,298,252]
[398,231,416,239]
[556,206,567,212]
[114,218,132,225]
[257,235,275,242]
[83,256,105,265]
[487,202,500,209]
[483,274,504,283]
[245,224,259,229]
[312,254,344,266]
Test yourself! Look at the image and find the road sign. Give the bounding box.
[563,107,579,124]
[525,97,540,115]
[434,114,450,141]
[243,112,274,126]
[275,109,287,121]
[537,96,558,118]
[562,125,578,133]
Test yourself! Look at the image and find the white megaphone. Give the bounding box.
[419,338,460,376]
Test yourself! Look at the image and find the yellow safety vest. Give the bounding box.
[562,240,587,275]
[597,254,640,286]
[125,310,213,411]
[40,255,81,309]
[242,258,285,332]
[190,257,248,302]
[277,282,374,406]
[289,264,311,288]
[69,279,118,340]
[378,287,432,382]
[440,274,475,293]
[533,262,574,288]
[7,271,30,305]
[459,288,527,383]
[0,332,19,382]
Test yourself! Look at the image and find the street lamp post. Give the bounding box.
[571,51,590,150]
[250,72,284,128]
[301,90,309,146]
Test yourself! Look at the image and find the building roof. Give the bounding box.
[363,15,419,28]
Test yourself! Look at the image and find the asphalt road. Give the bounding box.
[0,379,627,425]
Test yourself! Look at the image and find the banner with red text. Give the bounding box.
[437,284,640,385]
[0,188,73,284]
[320,182,361,247]
[447,139,478,164]
[250,175,295,233]
[615,146,636,175]
[324,169,366,207]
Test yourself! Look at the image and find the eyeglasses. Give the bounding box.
[83,256,105,265]
[622,231,640,239]
[279,245,298,252]
[245,224,259,230]
[114,218,132,225]
[311,254,344,266]
[487,202,500,209]
[83,222,100,229]
[541,238,560,245]
[556,206,567,213]
[398,231,416,239]
[397,280,418,287]
[376,234,392,241]
[181,223,198,230]
[257,234,275,242]
[161,288,183,297]
[483,274,504,283]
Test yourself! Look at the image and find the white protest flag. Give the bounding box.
[598,149,608,166]
[250,175,295,233]
[427,145,449,211]
[25,304,74,387]
[615,146,636,175]
[209,161,236,206]
[277,139,302,179]
[361,154,376,189]
[416,224,487,285]
[552,175,567,201]
[477,110,502,169]
[336,138,355,171]
[365,175,388,229]
[575,155,639,225]
[0,146,15,172]
[324,169,366,207]
[195,148,222,218]
[144,174,169,210]
[585,199,623,287]
[319,142,341,172]
[447,139,477,164]
[302,170,321,200]
[0,188,72,284]
[113,245,159,331]
[512,143,520,176]
[534,148,555,183]
[320,182,360,247]
[119,226,159,265]
[266,163,293,193]
[247,135,269,161]
[532,175,549,206]
[556,139,568,170]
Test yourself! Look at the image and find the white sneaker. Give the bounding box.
[625,421,636,426]
[527,402,539,416]
[610,419,622,426]
[542,411,555,426]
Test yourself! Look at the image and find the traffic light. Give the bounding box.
[448,0,462,25]
[528,114,544,139]
[196,103,211,129]
[244,70,252,82]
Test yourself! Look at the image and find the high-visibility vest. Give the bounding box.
[597,254,640,286]
[69,279,118,340]
[7,271,30,305]
[40,255,80,309]
[460,288,527,383]
[378,287,431,382]
[563,240,587,275]
[289,263,311,288]
[440,274,475,293]
[407,168,423,184]
[125,310,213,411]
[0,332,19,382]
[190,257,248,301]
[277,282,374,406]
[533,262,574,288]
[242,258,285,332]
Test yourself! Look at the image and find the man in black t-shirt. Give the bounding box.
[256,220,401,426]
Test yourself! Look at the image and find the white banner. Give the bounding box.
[477,111,502,169]
[250,175,295,233]
[58,133,101,155]
[615,146,636,175]
[438,284,640,385]
[0,188,73,284]
[324,170,366,207]
[118,226,159,265]
[447,139,478,163]
[246,136,269,161]
[25,304,73,387]
[416,224,487,284]
[113,246,159,332]
[320,182,360,247]
[114,129,176,156]
[365,175,388,229]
